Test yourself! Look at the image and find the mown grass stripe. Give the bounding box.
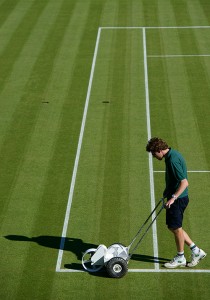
[0,0,62,142]
[0,0,78,224]
[172,19,210,168]
[199,0,210,24]
[184,58,210,167]
[100,0,118,26]
[0,0,34,56]
[0,0,19,26]
[142,0,159,27]
[0,0,66,223]
[0,0,48,91]
[184,0,210,26]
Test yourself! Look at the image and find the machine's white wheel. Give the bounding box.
[82,248,104,272]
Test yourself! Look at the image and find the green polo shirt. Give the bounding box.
[164,148,188,199]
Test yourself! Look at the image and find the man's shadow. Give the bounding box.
[4,235,170,273]
[4,235,98,270]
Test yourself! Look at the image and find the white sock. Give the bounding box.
[190,243,199,254]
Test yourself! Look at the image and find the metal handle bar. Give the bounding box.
[128,198,165,258]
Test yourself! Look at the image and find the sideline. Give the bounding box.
[55,28,102,272]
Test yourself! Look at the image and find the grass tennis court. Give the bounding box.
[0,0,210,299]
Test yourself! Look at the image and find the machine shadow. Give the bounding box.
[4,235,97,263]
[131,253,171,264]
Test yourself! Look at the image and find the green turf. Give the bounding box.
[0,0,210,299]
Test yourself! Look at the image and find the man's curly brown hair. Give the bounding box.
[146,137,169,153]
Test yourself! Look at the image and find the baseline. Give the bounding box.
[57,268,210,273]
[148,54,210,58]
[154,171,210,173]
[101,26,210,29]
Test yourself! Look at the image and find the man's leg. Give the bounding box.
[182,230,207,267]
[169,227,185,252]
[170,228,194,250]
[164,227,186,268]
[168,227,207,268]
[182,229,193,246]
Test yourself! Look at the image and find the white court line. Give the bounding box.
[187,171,210,172]
[55,28,102,272]
[101,26,210,29]
[143,27,159,271]
[57,268,210,273]
[128,269,210,273]
[148,54,210,57]
[154,170,210,173]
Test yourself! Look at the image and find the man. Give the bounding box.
[146,137,206,268]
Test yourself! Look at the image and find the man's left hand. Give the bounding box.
[165,198,175,209]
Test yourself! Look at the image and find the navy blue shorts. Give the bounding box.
[166,196,189,229]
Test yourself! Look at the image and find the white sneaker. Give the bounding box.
[164,255,186,269]
[187,249,207,267]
